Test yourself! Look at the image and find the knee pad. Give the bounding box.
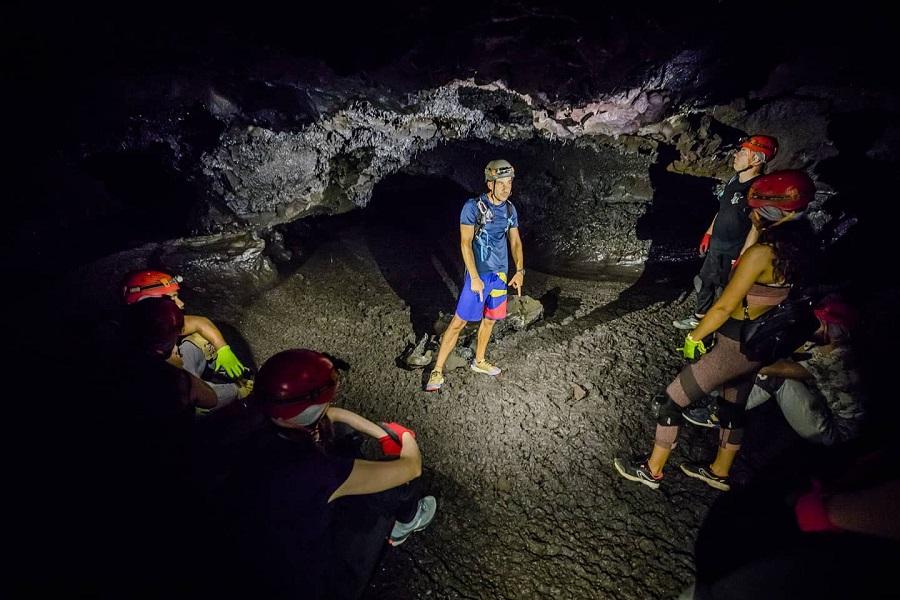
[717,402,747,430]
[719,427,745,447]
[655,396,684,426]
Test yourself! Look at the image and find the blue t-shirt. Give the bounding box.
[460,194,519,274]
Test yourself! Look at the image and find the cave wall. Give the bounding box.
[10,3,900,277]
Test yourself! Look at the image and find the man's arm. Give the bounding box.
[326,406,386,439]
[459,224,480,279]
[328,432,422,502]
[183,314,245,377]
[759,359,814,381]
[706,214,717,235]
[508,227,524,293]
[188,372,219,408]
[739,224,760,256]
[826,480,900,540]
[460,224,485,300]
[182,315,227,349]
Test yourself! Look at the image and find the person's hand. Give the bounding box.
[509,271,524,297]
[794,480,842,533]
[698,232,711,256]
[680,334,707,360]
[166,345,184,368]
[214,345,245,378]
[236,378,254,400]
[378,422,416,457]
[470,276,485,303]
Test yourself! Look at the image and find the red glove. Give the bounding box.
[698,232,711,256]
[794,480,842,533]
[378,422,415,457]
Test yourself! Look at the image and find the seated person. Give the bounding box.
[121,295,219,426]
[122,270,253,413]
[209,349,437,599]
[684,295,865,446]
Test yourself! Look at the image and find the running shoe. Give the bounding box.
[680,462,730,491]
[389,496,437,546]
[613,455,663,490]
[425,369,444,392]
[470,359,501,376]
[673,315,701,330]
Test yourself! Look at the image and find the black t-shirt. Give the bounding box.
[710,175,755,254]
[215,427,355,597]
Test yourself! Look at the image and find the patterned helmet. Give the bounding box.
[484,159,515,182]
[122,270,183,305]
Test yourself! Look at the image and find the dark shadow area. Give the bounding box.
[273,210,365,276]
[538,287,582,324]
[551,143,719,331]
[815,109,898,290]
[363,174,474,338]
[81,146,197,244]
[814,109,900,436]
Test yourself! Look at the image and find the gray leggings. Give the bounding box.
[179,340,239,409]
[658,334,762,451]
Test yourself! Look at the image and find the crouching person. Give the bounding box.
[211,349,436,599]
[683,295,866,446]
[122,270,253,414]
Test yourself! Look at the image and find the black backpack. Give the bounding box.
[740,291,819,364]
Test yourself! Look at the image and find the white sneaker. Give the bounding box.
[470,359,501,376]
[389,496,437,546]
[673,315,700,330]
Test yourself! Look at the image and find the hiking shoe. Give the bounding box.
[389,496,437,546]
[683,404,720,428]
[673,315,701,330]
[613,456,663,490]
[470,359,501,376]
[425,369,444,392]
[680,462,731,491]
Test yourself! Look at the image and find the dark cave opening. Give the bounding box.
[362,173,474,337]
[79,145,198,254]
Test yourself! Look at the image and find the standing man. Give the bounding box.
[425,159,524,392]
[673,135,778,330]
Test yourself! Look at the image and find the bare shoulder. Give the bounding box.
[743,243,775,262]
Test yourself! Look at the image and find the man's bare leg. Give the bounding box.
[432,315,468,372]
[474,318,496,363]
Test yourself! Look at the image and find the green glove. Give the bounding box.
[214,344,245,378]
[681,334,707,360]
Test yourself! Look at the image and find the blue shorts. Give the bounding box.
[455,272,508,322]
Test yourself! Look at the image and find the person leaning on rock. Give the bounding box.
[425,159,525,392]
[674,135,778,331]
[121,270,253,413]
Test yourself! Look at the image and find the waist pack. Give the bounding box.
[740,293,819,364]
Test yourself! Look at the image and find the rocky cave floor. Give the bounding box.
[183,218,803,600]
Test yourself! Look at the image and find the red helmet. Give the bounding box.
[124,296,185,358]
[122,270,183,305]
[255,349,337,422]
[741,135,778,162]
[747,170,816,212]
[814,295,859,342]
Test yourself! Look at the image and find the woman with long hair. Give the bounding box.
[615,170,819,491]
